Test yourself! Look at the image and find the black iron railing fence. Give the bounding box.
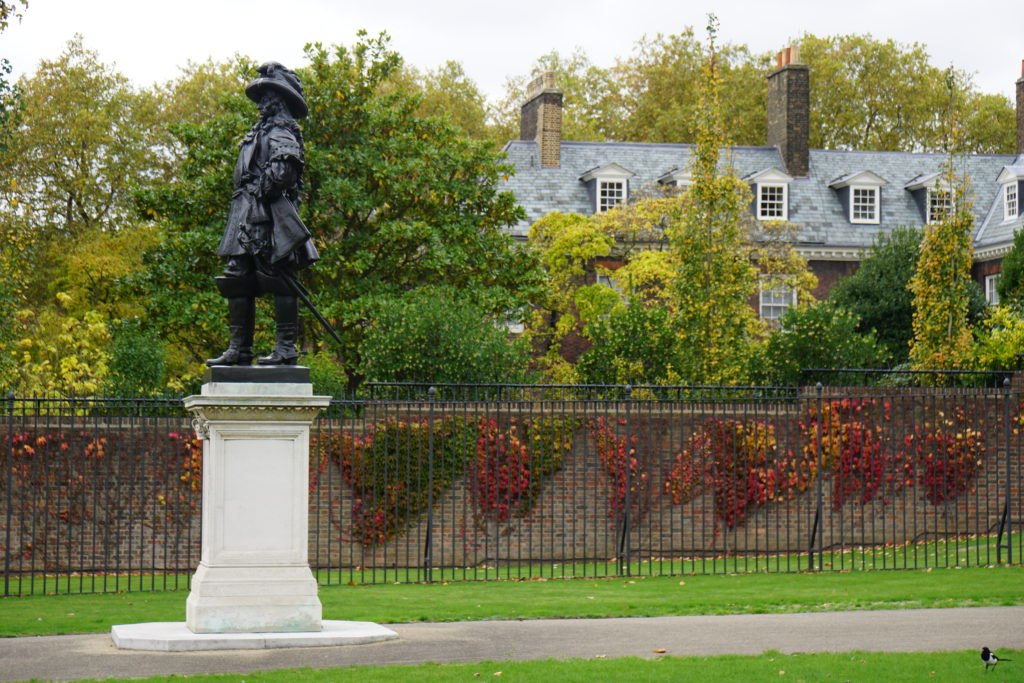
[3,381,1022,596]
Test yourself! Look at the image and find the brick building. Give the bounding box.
[500,48,1024,322]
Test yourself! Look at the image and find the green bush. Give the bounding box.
[358,287,532,385]
[577,299,680,386]
[751,302,890,385]
[102,318,167,397]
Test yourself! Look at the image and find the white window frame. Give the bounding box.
[580,163,635,215]
[1004,183,1018,222]
[758,275,797,323]
[985,274,1001,306]
[757,183,788,221]
[850,185,880,224]
[926,187,953,223]
[597,179,626,212]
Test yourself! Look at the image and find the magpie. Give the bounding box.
[982,647,1011,671]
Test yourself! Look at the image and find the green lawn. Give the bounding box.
[71,651,1024,682]
[2,565,1022,637]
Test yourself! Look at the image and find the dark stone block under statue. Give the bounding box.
[203,365,311,384]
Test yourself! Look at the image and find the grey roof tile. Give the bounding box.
[500,140,1020,257]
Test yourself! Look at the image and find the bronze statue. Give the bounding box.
[207,62,318,367]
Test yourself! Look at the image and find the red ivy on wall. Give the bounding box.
[591,416,649,520]
[801,399,905,509]
[471,418,533,522]
[901,406,984,505]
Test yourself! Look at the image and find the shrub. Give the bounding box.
[751,302,890,386]
[102,318,168,397]
[358,286,532,385]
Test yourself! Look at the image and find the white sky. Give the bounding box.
[4,0,1023,104]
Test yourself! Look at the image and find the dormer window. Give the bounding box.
[744,168,793,221]
[579,163,635,213]
[927,188,952,223]
[904,173,953,224]
[759,184,787,219]
[828,171,886,225]
[851,187,879,222]
[1005,183,1018,221]
[997,166,1024,222]
[657,168,692,192]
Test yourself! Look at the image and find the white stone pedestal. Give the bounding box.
[182,374,330,634]
[110,367,399,651]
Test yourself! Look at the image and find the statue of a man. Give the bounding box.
[207,62,318,367]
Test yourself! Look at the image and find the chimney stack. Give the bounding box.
[1016,60,1024,154]
[767,45,809,177]
[520,71,563,168]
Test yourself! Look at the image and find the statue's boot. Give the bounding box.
[258,294,299,366]
[205,297,255,366]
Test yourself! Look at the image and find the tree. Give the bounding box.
[0,35,167,392]
[0,0,28,152]
[576,294,681,386]
[667,16,760,384]
[829,227,921,363]
[609,29,768,145]
[751,302,890,385]
[492,47,618,144]
[408,60,494,145]
[358,286,531,385]
[525,211,614,382]
[997,226,1024,307]
[799,33,1013,153]
[830,226,988,365]
[908,167,976,371]
[129,33,545,389]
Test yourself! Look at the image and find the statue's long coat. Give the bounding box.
[216,114,318,269]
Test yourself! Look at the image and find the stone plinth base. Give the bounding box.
[185,564,321,633]
[111,620,399,652]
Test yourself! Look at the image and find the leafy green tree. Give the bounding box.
[358,286,531,385]
[751,302,890,385]
[828,227,921,363]
[610,29,768,145]
[129,33,545,389]
[997,226,1024,307]
[668,16,760,384]
[0,1,28,151]
[799,33,1013,153]
[492,47,618,143]
[410,60,494,144]
[102,318,168,397]
[576,295,681,386]
[0,34,169,392]
[830,226,988,365]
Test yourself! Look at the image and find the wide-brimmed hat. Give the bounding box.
[245,62,308,119]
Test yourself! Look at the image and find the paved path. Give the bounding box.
[3,607,1023,682]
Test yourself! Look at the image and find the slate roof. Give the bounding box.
[500,140,1023,260]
